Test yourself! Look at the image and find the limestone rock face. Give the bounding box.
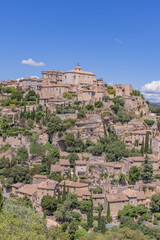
[123,96,149,115]
[38,132,48,145]
[69,116,105,142]
[111,118,146,148]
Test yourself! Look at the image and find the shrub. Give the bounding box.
[144,119,155,126]
[95,101,103,108]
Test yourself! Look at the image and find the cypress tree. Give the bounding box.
[67,186,69,195]
[43,210,46,220]
[62,182,66,202]
[101,217,106,233]
[0,188,3,211]
[98,209,101,230]
[107,202,112,223]
[141,154,153,183]
[145,132,149,153]
[104,125,107,137]
[58,189,61,203]
[31,107,35,120]
[87,205,91,228]
[87,195,93,228]
[141,137,144,156]
[90,194,93,227]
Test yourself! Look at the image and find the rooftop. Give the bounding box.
[59,180,88,188]
[75,160,87,165]
[38,180,58,190]
[33,174,48,179]
[50,165,61,172]
[18,184,37,196]
[106,193,129,202]
[59,159,70,166]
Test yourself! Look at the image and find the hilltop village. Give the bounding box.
[1,64,160,239]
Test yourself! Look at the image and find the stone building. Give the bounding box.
[106,189,146,217]
[40,84,69,98]
[63,64,97,86]
[17,184,38,206]
[75,160,87,176]
[32,174,48,185]
[37,180,58,205]
[11,182,25,195]
[106,192,129,217]
[41,70,63,85]
[115,84,133,96]
[59,180,89,194]
[19,77,42,91]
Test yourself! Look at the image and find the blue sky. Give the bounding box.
[1,0,160,102]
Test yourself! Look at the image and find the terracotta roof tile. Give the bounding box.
[18,184,37,196]
[106,193,129,202]
[59,180,88,188]
[38,180,58,190]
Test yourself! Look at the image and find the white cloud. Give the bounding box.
[141,80,160,103]
[21,58,45,67]
[16,77,24,81]
[16,76,39,81]
[115,38,123,44]
[30,76,39,79]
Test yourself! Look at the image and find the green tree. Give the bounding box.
[41,195,57,212]
[141,138,144,156]
[67,153,79,168]
[1,115,9,131]
[0,188,3,211]
[86,104,94,111]
[47,116,66,136]
[68,221,78,240]
[101,217,106,233]
[10,166,31,183]
[15,147,28,164]
[87,195,93,228]
[62,181,66,202]
[129,166,140,183]
[98,209,102,230]
[141,155,153,182]
[90,143,103,156]
[107,202,112,223]
[18,194,32,208]
[95,101,103,108]
[151,193,160,213]
[144,132,149,153]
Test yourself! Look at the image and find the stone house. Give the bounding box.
[131,130,151,149]
[115,84,133,97]
[41,69,63,85]
[11,182,25,195]
[17,184,38,206]
[59,180,89,194]
[32,174,48,185]
[40,84,69,98]
[19,77,41,91]
[123,156,159,171]
[103,162,130,178]
[75,160,87,176]
[122,189,146,206]
[78,89,95,103]
[92,194,107,210]
[59,159,71,173]
[106,189,146,217]
[50,165,61,173]
[37,180,58,205]
[106,192,129,217]
[63,64,97,86]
